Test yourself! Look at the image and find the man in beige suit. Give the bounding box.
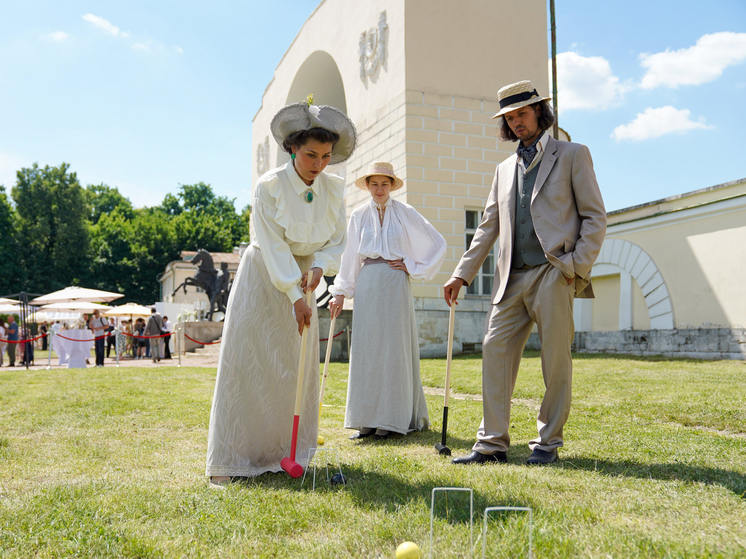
[444,80,606,465]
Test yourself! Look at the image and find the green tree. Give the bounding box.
[85,183,134,224]
[0,185,21,296]
[12,163,90,293]
[128,208,179,303]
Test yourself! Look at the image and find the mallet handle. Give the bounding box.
[292,290,313,417]
[443,302,456,408]
[318,315,336,411]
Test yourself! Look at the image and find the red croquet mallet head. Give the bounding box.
[280,456,303,478]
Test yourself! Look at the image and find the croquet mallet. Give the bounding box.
[435,300,456,456]
[317,314,336,446]
[281,289,314,478]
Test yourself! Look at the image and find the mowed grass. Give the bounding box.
[1,353,744,558]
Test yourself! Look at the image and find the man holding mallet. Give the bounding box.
[444,80,606,465]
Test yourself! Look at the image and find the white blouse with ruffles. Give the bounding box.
[330,197,446,299]
[250,161,346,304]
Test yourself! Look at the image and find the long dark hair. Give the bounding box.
[281,128,340,154]
[499,100,555,142]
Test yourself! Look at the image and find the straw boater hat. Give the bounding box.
[490,80,551,127]
[270,95,358,165]
[354,161,404,191]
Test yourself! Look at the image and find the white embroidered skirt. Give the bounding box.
[344,261,430,434]
[206,245,319,477]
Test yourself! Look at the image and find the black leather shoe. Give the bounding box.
[452,450,507,464]
[374,433,390,441]
[526,448,557,465]
[349,430,374,440]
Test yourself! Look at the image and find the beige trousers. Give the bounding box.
[473,263,575,454]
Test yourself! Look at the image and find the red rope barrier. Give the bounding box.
[4,333,48,344]
[120,331,171,339]
[55,332,109,342]
[183,333,221,345]
[319,330,345,342]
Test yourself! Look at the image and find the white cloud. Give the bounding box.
[82,14,130,38]
[639,32,746,89]
[44,31,68,41]
[554,51,627,111]
[131,42,149,51]
[611,106,712,142]
[175,46,184,55]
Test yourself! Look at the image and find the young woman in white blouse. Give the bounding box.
[206,99,356,484]
[329,162,446,440]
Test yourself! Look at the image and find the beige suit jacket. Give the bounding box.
[453,136,607,304]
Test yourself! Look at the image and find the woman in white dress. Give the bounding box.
[206,99,356,484]
[329,162,446,440]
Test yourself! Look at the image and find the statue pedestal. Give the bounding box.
[178,321,224,352]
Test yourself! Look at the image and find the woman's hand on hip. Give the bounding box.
[293,298,313,335]
[329,294,345,319]
[388,259,409,274]
[301,267,324,293]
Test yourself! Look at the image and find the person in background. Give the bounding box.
[40,322,48,351]
[105,318,116,358]
[144,308,166,363]
[89,309,108,367]
[0,321,6,366]
[6,315,18,367]
[162,316,173,359]
[135,318,147,359]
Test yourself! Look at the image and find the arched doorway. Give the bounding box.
[579,239,674,331]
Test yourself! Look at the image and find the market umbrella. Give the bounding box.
[0,297,18,305]
[104,303,153,317]
[0,303,20,313]
[31,287,124,305]
[40,301,111,312]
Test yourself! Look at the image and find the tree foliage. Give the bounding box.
[8,164,250,304]
[12,163,90,293]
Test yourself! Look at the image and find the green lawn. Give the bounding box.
[1,353,744,558]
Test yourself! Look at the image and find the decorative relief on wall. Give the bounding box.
[359,11,387,82]
[256,136,269,176]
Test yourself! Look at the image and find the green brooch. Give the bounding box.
[305,189,314,203]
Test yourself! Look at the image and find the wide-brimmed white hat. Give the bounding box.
[354,161,404,191]
[270,97,357,165]
[490,80,551,125]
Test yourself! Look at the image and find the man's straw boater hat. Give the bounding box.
[490,80,551,126]
[354,161,404,191]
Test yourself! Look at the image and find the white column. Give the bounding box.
[619,271,633,330]
[573,299,593,332]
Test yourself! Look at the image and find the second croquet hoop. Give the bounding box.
[281,289,314,478]
[317,315,336,446]
[435,301,456,456]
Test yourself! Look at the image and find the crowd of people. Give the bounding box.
[0,309,174,367]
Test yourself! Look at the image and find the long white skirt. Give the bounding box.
[205,245,319,477]
[344,262,430,434]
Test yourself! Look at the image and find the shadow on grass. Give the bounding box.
[561,457,746,499]
[346,427,476,451]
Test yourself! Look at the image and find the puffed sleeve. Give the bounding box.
[311,197,347,277]
[329,211,363,299]
[400,204,447,281]
[253,181,305,304]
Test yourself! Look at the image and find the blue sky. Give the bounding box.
[0,1,744,213]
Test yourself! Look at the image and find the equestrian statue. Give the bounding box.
[171,249,232,321]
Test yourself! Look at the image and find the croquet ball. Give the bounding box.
[395,542,422,559]
[330,473,346,486]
